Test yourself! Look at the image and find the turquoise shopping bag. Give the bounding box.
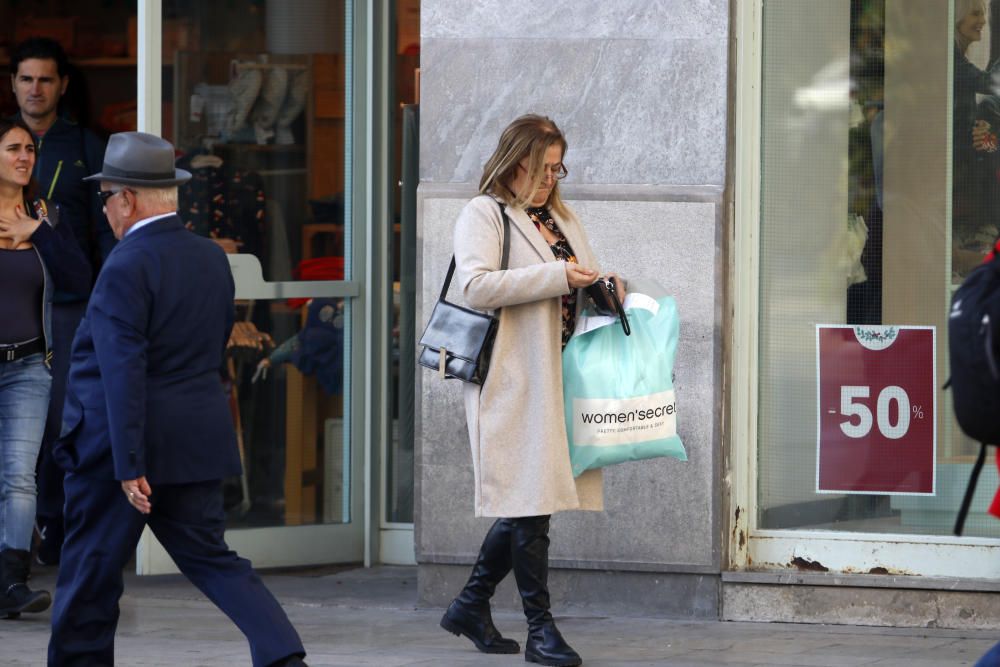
[562,289,687,476]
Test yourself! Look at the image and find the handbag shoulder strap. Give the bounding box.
[440,198,511,301]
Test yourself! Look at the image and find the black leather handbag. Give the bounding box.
[586,276,631,336]
[418,200,511,384]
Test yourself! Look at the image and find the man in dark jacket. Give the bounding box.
[10,37,113,564]
[48,132,307,667]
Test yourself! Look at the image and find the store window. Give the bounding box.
[158,1,352,529]
[757,0,1000,538]
[0,2,354,531]
[4,2,418,553]
[386,0,420,526]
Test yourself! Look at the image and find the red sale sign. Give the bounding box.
[816,325,936,495]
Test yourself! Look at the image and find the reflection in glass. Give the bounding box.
[953,0,1000,281]
[385,4,421,525]
[223,298,350,528]
[386,103,419,525]
[757,0,1000,538]
[161,1,351,529]
[165,1,347,284]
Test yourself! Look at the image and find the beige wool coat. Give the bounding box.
[454,194,604,518]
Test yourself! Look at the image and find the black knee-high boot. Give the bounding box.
[440,518,520,654]
[511,515,582,667]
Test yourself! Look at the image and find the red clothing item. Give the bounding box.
[981,238,1000,519]
[983,237,1000,263]
[990,449,1000,519]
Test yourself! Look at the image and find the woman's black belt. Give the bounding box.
[0,338,45,362]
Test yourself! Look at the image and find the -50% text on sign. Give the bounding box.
[838,385,926,440]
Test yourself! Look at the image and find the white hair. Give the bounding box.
[133,186,178,211]
[957,0,988,25]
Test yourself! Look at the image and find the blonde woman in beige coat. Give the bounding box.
[439,115,620,667]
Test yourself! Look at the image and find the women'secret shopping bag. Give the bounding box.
[562,282,687,476]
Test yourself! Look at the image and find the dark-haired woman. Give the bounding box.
[438,114,624,667]
[0,117,91,618]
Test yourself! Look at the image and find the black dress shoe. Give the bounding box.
[268,655,308,667]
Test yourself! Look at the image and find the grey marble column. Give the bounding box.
[415,0,729,618]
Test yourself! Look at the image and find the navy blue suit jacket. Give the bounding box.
[55,214,242,483]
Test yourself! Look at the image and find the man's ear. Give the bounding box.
[10,73,16,94]
[59,75,69,97]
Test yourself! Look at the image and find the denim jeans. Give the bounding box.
[0,352,51,551]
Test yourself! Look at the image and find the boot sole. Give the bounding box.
[2,594,52,618]
[525,651,582,666]
[439,615,520,654]
[19,595,52,614]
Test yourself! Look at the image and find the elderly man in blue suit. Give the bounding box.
[48,132,307,667]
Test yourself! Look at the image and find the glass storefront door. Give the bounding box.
[0,0,402,571]
[379,0,420,564]
[734,0,1000,578]
[136,0,366,571]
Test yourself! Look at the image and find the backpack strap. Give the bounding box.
[954,441,990,536]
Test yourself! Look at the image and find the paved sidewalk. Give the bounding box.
[2,565,996,666]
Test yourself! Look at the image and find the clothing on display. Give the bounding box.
[177,153,266,264]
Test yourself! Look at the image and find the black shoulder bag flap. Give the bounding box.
[418,200,511,384]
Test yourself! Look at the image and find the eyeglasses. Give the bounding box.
[518,162,568,181]
[97,187,130,207]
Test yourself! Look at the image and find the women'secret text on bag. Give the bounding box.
[573,390,678,446]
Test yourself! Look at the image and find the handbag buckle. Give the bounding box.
[438,347,447,379]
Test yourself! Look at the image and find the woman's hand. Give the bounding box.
[565,262,599,288]
[0,205,42,248]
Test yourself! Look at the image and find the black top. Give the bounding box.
[527,206,579,349]
[0,247,43,344]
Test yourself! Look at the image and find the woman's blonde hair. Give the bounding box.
[479,114,569,219]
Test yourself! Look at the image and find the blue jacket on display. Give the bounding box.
[24,115,114,277]
[266,297,344,395]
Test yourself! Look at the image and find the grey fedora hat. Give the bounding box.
[83,131,191,187]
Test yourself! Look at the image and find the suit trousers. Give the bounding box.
[49,473,304,666]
